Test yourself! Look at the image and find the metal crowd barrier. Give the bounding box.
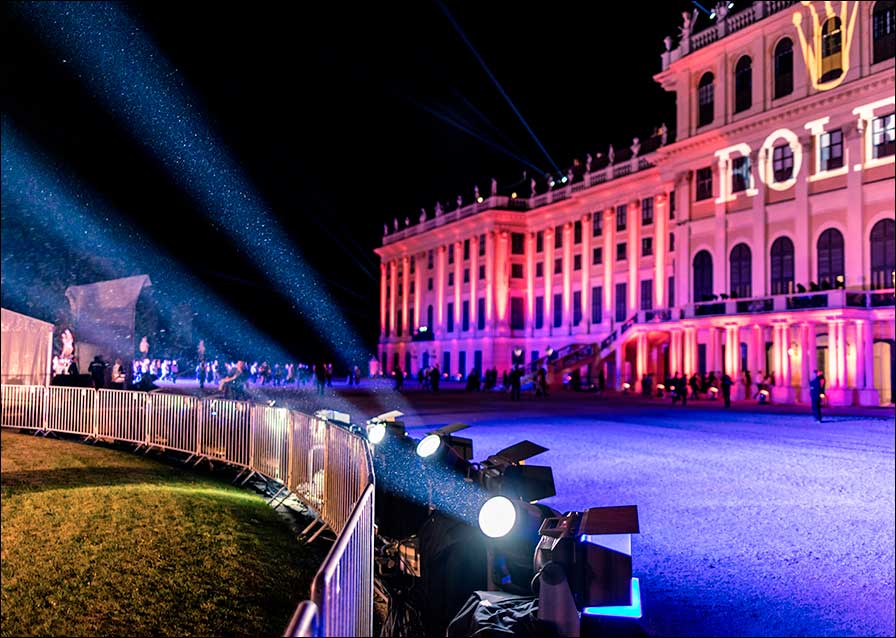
[0,384,375,638]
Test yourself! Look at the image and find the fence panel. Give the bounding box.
[251,404,290,482]
[147,393,198,455]
[322,425,370,533]
[47,386,96,435]
[1,384,46,430]
[312,484,375,638]
[97,389,148,445]
[287,411,327,512]
[200,398,251,467]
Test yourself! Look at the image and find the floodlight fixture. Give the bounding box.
[478,495,517,538]
[416,434,442,458]
[416,423,473,461]
[367,422,387,444]
[477,440,555,502]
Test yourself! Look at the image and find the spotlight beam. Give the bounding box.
[435,0,561,174]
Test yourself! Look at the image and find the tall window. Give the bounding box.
[731,156,751,193]
[591,286,603,324]
[870,219,896,289]
[446,303,454,332]
[427,304,433,328]
[729,243,752,298]
[592,246,603,265]
[510,297,525,331]
[462,301,470,331]
[873,113,895,158]
[616,242,627,261]
[696,166,713,201]
[774,38,794,98]
[641,197,654,225]
[511,263,523,279]
[573,291,582,326]
[873,1,895,63]
[479,234,486,256]
[821,17,843,83]
[773,143,794,182]
[770,236,795,295]
[511,233,525,255]
[616,205,627,231]
[820,129,844,171]
[396,310,402,337]
[536,231,544,253]
[427,250,434,269]
[640,279,653,311]
[593,213,603,237]
[574,221,582,244]
[535,296,544,329]
[555,225,563,249]
[734,56,752,113]
[615,283,627,322]
[693,250,713,302]
[553,293,563,328]
[477,298,485,330]
[464,239,470,260]
[669,232,675,252]
[698,72,714,127]
[817,228,845,287]
[573,255,582,271]
[668,276,675,307]
[642,237,653,257]
[448,244,454,264]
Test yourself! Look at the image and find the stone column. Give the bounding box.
[388,260,398,339]
[782,324,792,388]
[526,232,535,336]
[844,123,865,289]
[635,332,647,393]
[615,341,625,390]
[495,231,510,335]
[827,319,839,388]
[453,241,462,332]
[655,194,667,308]
[857,319,880,405]
[470,237,479,335]
[628,200,640,316]
[379,263,387,338]
[401,256,410,336]
[684,326,697,377]
[603,209,614,326]
[563,222,573,334]
[485,232,495,332]
[800,321,813,401]
[836,320,847,390]
[414,253,423,332]
[581,214,591,332]
[436,246,447,334]
[793,137,811,288]
[545,227,555,336]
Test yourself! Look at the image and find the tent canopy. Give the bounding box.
[1,307,54,385]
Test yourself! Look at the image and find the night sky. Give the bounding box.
[1,1,696,365]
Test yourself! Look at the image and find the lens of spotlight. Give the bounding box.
[478,496,517,538]
[367,422,386,445]
[416,434,441,458]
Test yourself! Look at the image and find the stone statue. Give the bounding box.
[659,122,668,146]
[419,208,427,223]
[404,216,410,227]
[679,9,697,41]
[435,202,443,217]
[608,145,615,165]
[715,2,729,20]
[383,223,388,235]
[664,35,672,52]
[490,178,497,196]
[585,153,592,173]
[631,137,641,157]
[393,217,399,231]
[457,195,463,209]
[474,185,480,200]
[530,177,537,197]
[567,168,574,183]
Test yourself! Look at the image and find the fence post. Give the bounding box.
[286,411,294,491]
[93,389,99,439]
[196,398,203,458]
[249,404,257,471]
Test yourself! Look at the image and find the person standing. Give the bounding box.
[510,366,522,401]
[678,374,688,406]
[721,372,733,408]
[809,369,823,423]
[315,362,327,396]
[430,364,440,393]
[88,355,106,389]
[742,369,752,400]
[394,365,404,392]
[110,358,126,389]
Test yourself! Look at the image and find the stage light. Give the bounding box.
[367,422,387,444]
[727,1,734,8]
[478,496,516,538]
[511,192,517,199]
[477,196,484,203]
[417,434,441,458]
[560,176,567,183]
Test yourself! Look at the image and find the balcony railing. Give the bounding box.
[683,289,895,318]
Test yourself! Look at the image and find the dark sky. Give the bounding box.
[1,1,696,363]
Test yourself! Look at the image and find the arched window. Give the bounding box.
[693,250,713,302]
[870,219,896,289]
[773,38,794,98]
[770,236,795,295]
[734,56,752,113]
[873,1,896,63]
[698,72,714,127]
[821,17,843,83]
[729,243,752,298]
[427,304,434,328]
[817,228,845,288]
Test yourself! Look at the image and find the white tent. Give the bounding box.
[1,308,54,386]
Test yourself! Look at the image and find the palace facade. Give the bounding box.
[376,0,895,405]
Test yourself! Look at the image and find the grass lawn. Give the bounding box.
[1,429,320,637]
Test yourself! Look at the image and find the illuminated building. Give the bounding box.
[376,1,895,406]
